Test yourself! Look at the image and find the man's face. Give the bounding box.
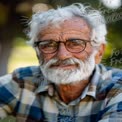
[36,17,97,84]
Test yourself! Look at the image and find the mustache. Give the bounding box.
[44,58,82,68]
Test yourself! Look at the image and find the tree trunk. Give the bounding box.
[0,40,13,76]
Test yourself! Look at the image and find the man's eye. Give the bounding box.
[48,42,57,47]
[69,39,85,45]
[39,41,57,48]
[39,41,51,45]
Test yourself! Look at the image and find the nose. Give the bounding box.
[56,43,72,60]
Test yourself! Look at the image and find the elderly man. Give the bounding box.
[0,3,122,122]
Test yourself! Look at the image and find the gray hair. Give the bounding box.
[27,3,107,47]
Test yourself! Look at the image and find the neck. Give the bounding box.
[56,80,90,104]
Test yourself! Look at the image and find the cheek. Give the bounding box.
[35,48,56,64]
[36,49,57,64]
[42,53,56,63]
[73,52,89,61]
[73,44,93,60]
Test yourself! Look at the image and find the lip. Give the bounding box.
[50,64,77,70]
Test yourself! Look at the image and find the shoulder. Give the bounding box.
[0,66,42,103]
[96,64,122,100]
[0,74,13,86]
[12,66,42,79]
[98,64,122,85]
[12,66,44,84]
[11,66,44,90]
[0,66,44,91]
[0,67,43,118]
[96,65,122,121]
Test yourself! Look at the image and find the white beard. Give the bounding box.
[40,52,96,84]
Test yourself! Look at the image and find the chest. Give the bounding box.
[38,95,104,122]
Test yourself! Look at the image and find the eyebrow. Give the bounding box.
[37,38,89,43]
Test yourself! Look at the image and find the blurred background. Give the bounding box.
[0,0,121,121]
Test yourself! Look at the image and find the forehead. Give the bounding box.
[60,17,90,30]
[39,17,91,39]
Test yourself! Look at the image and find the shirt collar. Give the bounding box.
[86,65,101,99]
[35,78,50,93]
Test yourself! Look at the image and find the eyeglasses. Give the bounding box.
[34,39,91,54]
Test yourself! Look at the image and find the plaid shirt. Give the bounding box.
[0,64,122,122]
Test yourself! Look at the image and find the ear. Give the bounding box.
[95,44,106,64]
